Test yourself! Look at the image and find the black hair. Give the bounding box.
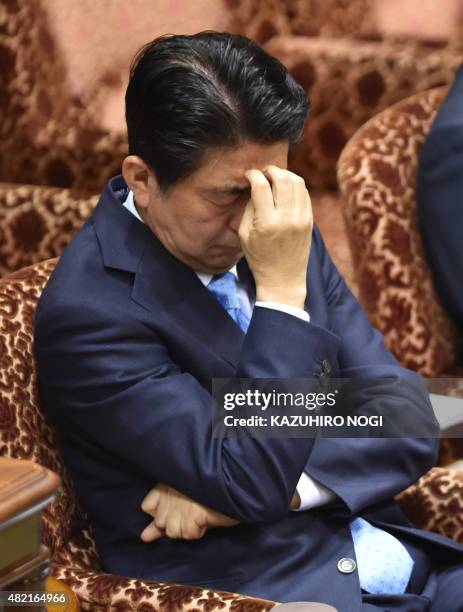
[125,31,309,192]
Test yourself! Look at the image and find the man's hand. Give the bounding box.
[140,484,302,542]
[140,483,239,542]
[240,167,313,310]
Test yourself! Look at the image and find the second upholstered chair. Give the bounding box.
[337,87,459,378]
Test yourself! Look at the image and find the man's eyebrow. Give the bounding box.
[203,184,250,195]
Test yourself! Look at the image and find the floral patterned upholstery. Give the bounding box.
[0,259,275,611]
[0,0,126,194]
[0,183,98,277]
[0,259,462,609]
[337,87,460,378]
[396,467,463,543]
[2,0,461,200]
[229,0,463,47]
[269,37,461,191]
[228,0,462,192]
[229,0,378,43]
[0,182,357,288]
[337,87,463,466]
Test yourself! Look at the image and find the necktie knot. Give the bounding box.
[207,272,250,333]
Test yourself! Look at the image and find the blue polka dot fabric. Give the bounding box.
[350,516,414,594]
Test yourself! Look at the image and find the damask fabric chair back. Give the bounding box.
[0,259,278,610]
[0,259,98,562]
[337,87,459,378]
[230,0,463,48]
[0,1,125,193]
[0,184,97,277]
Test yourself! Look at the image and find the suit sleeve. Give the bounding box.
[302,228,439,514]
[34,299,339,524]
[417,122,463,326]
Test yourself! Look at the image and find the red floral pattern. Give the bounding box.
[338,87,459,378]
[1,259,462,608]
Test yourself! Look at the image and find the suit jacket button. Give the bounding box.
[322,359,332,375]
[337,557,357,574]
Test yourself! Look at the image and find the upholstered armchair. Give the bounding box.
[0,259,462,610]
[267,37,461,192]
[0,0,126,194]
[2,0,461,199]
[0,259,276,611]
[229,0,463,191]
[337,86,463,466]
[337,87,458,378]
[2,0,460,293]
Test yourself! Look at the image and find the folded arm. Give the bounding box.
[300,229,439,515]
[35,301,331,524]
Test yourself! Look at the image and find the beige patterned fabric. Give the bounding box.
[337,87,460,377]
[0,184,97,277]
[229,0,462,191]
[0,0,126,193]
[271,36,461,191]
[229,0,463,45]
[0,259,462,609]
[396,467,463,543]
[228,0,376,44]
[0,259,275,610]
[0,183,355,289]
[2,0,461,200]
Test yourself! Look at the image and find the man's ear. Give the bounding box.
[122,155,159,211]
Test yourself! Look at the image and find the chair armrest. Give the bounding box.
[396,467,463,543]
[51,565,277,611]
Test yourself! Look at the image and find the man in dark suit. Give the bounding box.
[35,33,463,611]
[418,64,463,333]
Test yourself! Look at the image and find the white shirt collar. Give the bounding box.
[122,190,238,286]
[195,267,238,287]
[123,189,144,222]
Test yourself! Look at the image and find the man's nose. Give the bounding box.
[227,201,247,233]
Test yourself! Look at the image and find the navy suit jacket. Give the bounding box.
[34,176,463,610]
[418,65,463,332]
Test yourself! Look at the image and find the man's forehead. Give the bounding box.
[191,140,289,191]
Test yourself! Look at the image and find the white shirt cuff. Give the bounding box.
[292,472,336,511]
[255,302,310,322]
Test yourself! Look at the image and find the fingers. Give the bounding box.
[244,166,311,220]
[141,513,207,541]
[140,483,209,541]
[141,486,161,514]
[261,165,295,214]
[206,510,240,528]
[141,521,165,542]
[182,517,207,540]
[244,169,274,219]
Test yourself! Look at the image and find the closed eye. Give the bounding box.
[207,193,248,208]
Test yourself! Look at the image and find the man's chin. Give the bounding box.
[200,249,243,274]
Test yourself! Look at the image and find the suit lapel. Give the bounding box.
[93,176,245,368]
[132,233,245,369]
[93,175,319,369]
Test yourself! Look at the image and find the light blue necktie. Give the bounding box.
[350,517,414,594]
[207,272,250,333]
[207,271,414,595]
